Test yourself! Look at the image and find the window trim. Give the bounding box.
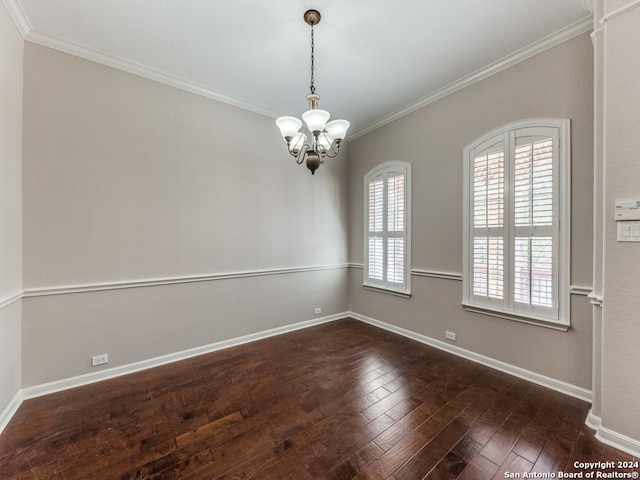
[363,161,412,296]
[462,118,571,328]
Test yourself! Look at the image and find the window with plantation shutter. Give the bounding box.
[364,162,411,296]
[463,119,570,328]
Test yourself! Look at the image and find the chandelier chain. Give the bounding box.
[275,10,349,174]
[310,23,315,94]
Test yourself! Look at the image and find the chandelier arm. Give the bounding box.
[286,148,300,160]
[294,142,313,164]
[317,131,342,158]
[323,145,341,158]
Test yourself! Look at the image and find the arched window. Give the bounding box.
[364,162,411,296]
[462,119,570,328]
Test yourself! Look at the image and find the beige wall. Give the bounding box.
[21,43,350,386]
[0,3,23,418]
[6,2,640,453]
[348,33,594,389]
[597,0,640,443]
[22,269,348,387]
[22,44,349,288]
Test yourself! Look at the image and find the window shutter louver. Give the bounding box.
[364,163,411,295]
[513,137,554,309]
[463,119,569,327]
[472,147,505,301]
[368,237,383,281]
[368,177,384,281]
[387,173,405,285]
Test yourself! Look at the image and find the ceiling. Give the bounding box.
[6,0,593,137]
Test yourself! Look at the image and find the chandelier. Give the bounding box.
[276,9,350,175]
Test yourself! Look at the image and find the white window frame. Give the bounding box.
[462,119,570,329]
[363,162,412,297]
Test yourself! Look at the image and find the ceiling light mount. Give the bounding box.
[303,9,321,26]
[275,9,349,175]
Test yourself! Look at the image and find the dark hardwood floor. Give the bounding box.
[1,318,637,479]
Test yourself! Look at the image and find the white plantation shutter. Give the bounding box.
[513,136,555,310]
[472,144,505,303]
[463,120,570,326]
[387,173,406,285]
[368,237,383,281]
[368,176,384,281]
[364,163,411,294]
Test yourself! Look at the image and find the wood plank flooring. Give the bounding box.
[0,318,637,479]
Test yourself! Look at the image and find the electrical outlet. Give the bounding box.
[91,354,109,367]
[314,307,322,315]
[445,331,457,342]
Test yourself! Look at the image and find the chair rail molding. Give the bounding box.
[0,291,22,310]
[22,264,350,298]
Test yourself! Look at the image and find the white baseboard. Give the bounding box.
[21,312,347,400]
[586,408,640,457]
[349,312,592,402]
[586,408,602,430]
[6,311,640,458]
[352,313,640,457]
[596,425,640,458]
[0,390,23,435]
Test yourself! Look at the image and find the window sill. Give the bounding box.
[462,303,570,331]
[363,284,412,298]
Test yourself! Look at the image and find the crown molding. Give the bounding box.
[23,30,282,120]
[349,16,594,139]
[12,8,593,138]
[1,0,31,37]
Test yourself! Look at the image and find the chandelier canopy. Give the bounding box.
[276,9,350,175]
